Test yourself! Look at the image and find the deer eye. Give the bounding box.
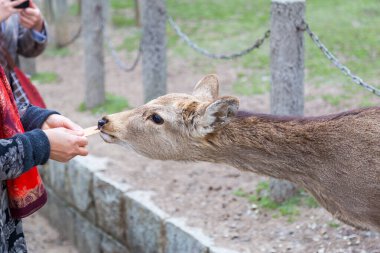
[150,113,164,125]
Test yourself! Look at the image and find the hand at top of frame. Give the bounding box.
[18,0,44,32]
[0,0,24,22]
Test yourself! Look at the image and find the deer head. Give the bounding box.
[98,75,239,161]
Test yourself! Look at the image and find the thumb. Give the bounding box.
[29,0,36,8]
[62,118,84,132]
[62,128,84,136]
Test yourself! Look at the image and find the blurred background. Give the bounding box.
[21,0,380,252]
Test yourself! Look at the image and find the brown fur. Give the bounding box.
[99,75,380,231]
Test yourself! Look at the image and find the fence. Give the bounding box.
[43,0,379,108]
[35,0,380,241]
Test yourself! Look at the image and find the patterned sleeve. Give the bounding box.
[0,129,50,180]
[16,21,48,58]
[17,103,59,132]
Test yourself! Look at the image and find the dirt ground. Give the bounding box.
[23,34,380,253]
[23,213,78,253]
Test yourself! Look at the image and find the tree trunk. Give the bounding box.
[269,0,305,203]
[141,0,167,102]
[19,56,36,76]
[52,0,70,48]
[82,0,105,108]
[41,0,54,23]
[134,0,141,27]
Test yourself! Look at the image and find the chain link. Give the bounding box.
[304,22,380,96]
[105,28,142,72]
[168,16,270,60]
[58,26,82,48]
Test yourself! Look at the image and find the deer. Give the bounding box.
[97,74,380,232]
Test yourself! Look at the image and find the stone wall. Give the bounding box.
[38,156,239,253]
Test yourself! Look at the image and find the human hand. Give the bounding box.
[44,128,88,162]
[42,114,84,135]
[0,0,24,22]
[18,0,43,32]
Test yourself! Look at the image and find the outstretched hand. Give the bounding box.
[42,114,84,135]
[44,127,88,163]
[42,114,88,162]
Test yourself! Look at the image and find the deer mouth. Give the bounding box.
[100,131,117,143]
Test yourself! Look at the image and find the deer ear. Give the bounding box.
[197,96,239,135]
[192,74,219,101]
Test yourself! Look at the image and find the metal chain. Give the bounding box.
[58,26,82,48]
[303,22,380,96]
[168,16,270,60]
[105,28,142,72]
[56,0,82,48]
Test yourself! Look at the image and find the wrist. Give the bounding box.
[33,19,44,32]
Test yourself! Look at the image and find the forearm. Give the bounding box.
[19,104,59,131]
[0,129,50,180]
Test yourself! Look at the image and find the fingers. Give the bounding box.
[9,0,26,7]
[45,128,89,162]
[19,2,43,31]
[62,128,88,146]
[19,13,34,28]
[42,115,85,135]
[77,147,89,157]
[63,128,85,137]
[0,0,22,21]
[29,0,36,8]
[62,118,84,134]
[75,135,88,147]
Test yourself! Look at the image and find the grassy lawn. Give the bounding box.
[111,0,380,105]
[233,180,319,222]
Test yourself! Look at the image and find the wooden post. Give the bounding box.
[269,0,305,203]
[52,0,70,47]
[134,0,141,27]
[82,0,105,108]
[141,0,167,102]
[19,57,36,76]
[41,0,54,23]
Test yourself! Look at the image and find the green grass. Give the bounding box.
[305,0,380,92]
[78,93,130,114]
[233,72,270,96]
[110,0,133,10]
[162,0,380,100]
[112,14,135,28]
[328,221,341,228]
[31,72,59,84]
[69,2,80,16]
[117,34,141,52]
[233,181,319,222]
[359,96,377,107]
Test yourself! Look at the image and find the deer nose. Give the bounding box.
[98,117,109,129]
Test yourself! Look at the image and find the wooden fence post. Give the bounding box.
[52,0,70,47]
[19,57,36,76]
[19,0,42,76]
[82,0,105,108]
[141,0,167,102]
[41,0,54,23]
[270,0,305,203]
[134,0,141,27]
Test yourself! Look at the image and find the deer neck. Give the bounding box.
[196,113,337,182]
